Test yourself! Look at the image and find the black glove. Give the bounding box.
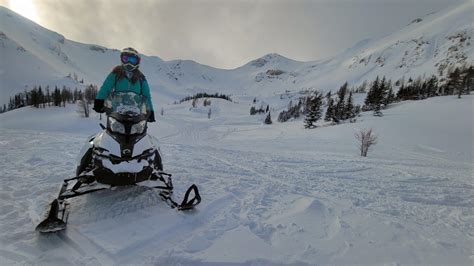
[148,111,156,122]
[93,99,105,113]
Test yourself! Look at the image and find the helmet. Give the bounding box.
[120,47,141,71]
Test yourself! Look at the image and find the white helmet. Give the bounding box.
[120,47,141,71]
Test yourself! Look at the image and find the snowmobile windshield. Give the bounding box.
[104,92,149,117]
[104,92,149,136]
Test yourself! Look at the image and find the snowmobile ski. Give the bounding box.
[36,172,200,233]
[35,199,69,233]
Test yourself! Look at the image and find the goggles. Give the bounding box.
[121,54,140,65]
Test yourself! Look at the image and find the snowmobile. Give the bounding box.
[36,92,200,233]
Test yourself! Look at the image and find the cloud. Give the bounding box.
[10,0,466,68]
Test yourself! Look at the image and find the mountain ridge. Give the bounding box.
[1,1,473,105]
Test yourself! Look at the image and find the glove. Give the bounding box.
[93,99,105,113]
[148,111,156,122]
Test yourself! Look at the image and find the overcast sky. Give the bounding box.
[0,0,465,69]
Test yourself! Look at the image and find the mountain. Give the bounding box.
[1,1,473,105]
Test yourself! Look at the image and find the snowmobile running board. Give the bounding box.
[35,172,201,233]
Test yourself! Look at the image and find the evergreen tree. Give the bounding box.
[250,106,256,115]
[376,76,387,108]
[345,91,355,119]
[364,76,379,110]
[31,87,39,108]
[463,66,474,94]
[38,86,44,108]
[325,91,332,103]
[61,87,68,107]
[325,98,334,122]
[25,90,29,106]
[356,80,367,93]
[73,88,79,103]
[53,87,62,106]
[446,68,463,95]
[335,82,348,120]
[46,88,51,106]
[264,112,272,124]
[426,75,438,97]
[304,93,323,128]
[384,83,395,106]
[9,97,13,110]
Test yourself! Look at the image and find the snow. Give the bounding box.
[1,1,473,264]
[0,95,472,265]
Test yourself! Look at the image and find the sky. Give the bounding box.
[0,0,466,69]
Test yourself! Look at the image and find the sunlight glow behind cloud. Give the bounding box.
[8,0,39,23]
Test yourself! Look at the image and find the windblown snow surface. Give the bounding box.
[0,95,473,265]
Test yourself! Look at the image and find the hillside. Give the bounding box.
[1,1,473,105]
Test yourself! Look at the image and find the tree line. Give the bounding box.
[1,85,98,114]
[275,64,473,128]
[363,65,473,116]
[276,82,361,128]
[177,92,232,104]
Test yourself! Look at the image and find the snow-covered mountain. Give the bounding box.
[1,0,473,104]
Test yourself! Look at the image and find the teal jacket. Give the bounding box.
[96,71,154,111]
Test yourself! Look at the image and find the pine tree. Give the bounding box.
[61,87,71,107]
[364,76,379,110]
[426,75,438,97]
[463,66,474,94]
[377,76,387,108]
[335,82,348,120]
[345,91,355,119]
[264,112,272,124]
[304,93,323,128]
[384,83,395,106]
[53,87,61,106]
[446,68,463,96]
[38,86,44,108]
[325,91,332,103]
[250,106,256,115]
[46,88,51,106]
[24,90,29,106]
[31,87,39,108]
[325,98,334,122]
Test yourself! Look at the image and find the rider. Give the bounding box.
[93,47,155,122]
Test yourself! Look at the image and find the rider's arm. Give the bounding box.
[142,79,154,111]
[96,73,116,100]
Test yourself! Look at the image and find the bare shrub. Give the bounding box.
[355,128,377,157]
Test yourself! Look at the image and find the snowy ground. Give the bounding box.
[0,95,473,265]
